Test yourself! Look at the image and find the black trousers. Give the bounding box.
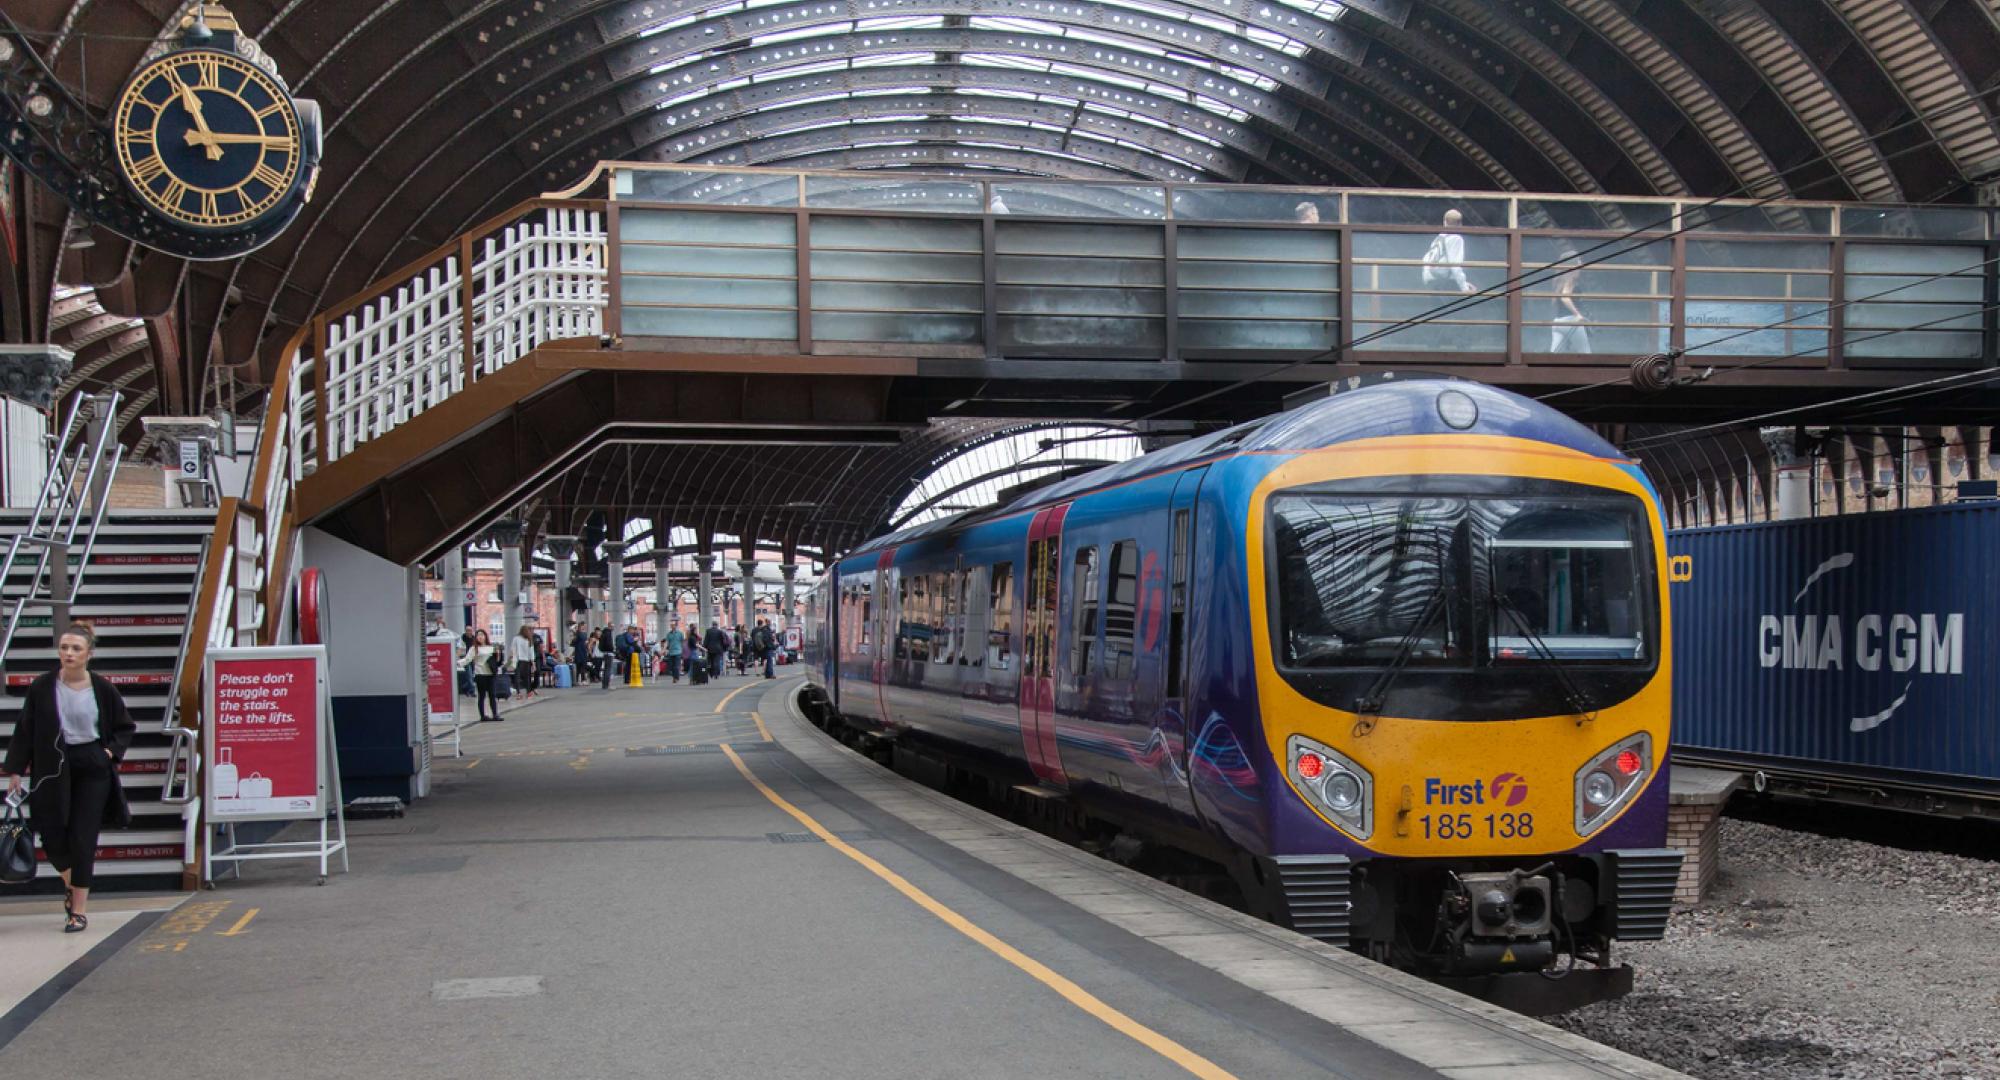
[43,740,113,890]
[473,673,498,718]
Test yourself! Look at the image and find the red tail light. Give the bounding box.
[1615,750,1643,776]
[1297,752,1325,779]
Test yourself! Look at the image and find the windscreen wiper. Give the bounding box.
[1352,580,1448,717]
[1492,595,1598,724]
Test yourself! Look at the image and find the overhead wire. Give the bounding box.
[1134,83,2000,424]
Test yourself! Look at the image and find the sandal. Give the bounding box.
[64,913,87,933]
[63,885,73,917]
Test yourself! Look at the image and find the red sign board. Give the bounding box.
[207,652,325,821]
[424,638,457,721]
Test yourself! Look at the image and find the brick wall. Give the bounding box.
[1666,801,1723,904]
[105,464,167,509]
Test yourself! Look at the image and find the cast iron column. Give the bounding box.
[695,554,715,629]
[604,540,628,628]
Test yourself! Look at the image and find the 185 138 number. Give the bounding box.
[1419,812,1535,841]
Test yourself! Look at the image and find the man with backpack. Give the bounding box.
[753,618,777,680]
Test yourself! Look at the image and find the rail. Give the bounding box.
[0,390,123,665]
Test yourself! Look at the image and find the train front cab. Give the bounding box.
[1243,429,1682,1012]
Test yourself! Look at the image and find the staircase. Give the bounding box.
[0,508,212,886]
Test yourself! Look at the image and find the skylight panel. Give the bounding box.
[753,21,854,46]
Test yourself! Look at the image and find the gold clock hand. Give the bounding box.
[185,133,297,147]
[166,70,225,161]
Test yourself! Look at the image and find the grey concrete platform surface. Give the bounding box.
[0,672,1687,1079]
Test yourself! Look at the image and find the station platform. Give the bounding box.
[0,674,1685,1079]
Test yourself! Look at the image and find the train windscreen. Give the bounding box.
[1271,494,1649,670]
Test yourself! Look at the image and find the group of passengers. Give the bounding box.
[451,615,784,719]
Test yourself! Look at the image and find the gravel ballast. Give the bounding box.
[1549,816,2000,1079]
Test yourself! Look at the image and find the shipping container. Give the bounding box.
[1668,502,2000,811]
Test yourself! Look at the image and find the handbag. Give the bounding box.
[1,800,36,885]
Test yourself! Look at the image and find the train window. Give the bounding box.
[1489,509,1645,661]
[962,565,987,668]
[1269,493,1651,670]
[1271,496,1464,667]
[935,570,956,665]
[1070,546,1100,678]
[1168,509,1189,693]
[960,568,976,664]
[1104,540,1139,679]
[907,575,929,663]
[989,562,1014,670]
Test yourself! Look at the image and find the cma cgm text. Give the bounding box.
[1756,613,1963,674]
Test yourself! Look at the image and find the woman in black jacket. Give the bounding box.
[2,623,136,932]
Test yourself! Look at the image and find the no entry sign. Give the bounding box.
[205,646,330,822]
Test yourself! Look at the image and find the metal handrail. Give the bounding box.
[156,533,216,809]
[0,391,122,665]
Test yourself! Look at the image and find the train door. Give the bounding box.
[1019,505,1070,787]
[1166,467,1207,788]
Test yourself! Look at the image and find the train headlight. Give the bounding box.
[1287,734,1373,840]
[1436,388,1479,430]
[1575,733,1652,836]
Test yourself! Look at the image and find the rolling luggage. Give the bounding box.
[554,664,572,688]
[689,661,709,686]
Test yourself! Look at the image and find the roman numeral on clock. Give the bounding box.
[252,162,289,191]
[131,155,168,185]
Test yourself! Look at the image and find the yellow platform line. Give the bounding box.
[719,744,1235,1080]
[752,710,773,742]
[217,908,260,937]
[714,682,758,714]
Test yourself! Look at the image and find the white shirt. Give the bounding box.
[506,637,536,664]
[56,679,100,746]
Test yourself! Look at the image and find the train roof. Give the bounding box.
[842,380,1625,561]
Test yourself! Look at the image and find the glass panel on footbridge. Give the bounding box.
[810,216,984,344]
[1683,238,1832,363]
[619,209,800,339]
[1177,226,1339,355]
[1841,243,1989,364]
[995,222,1166,354]
[1520,236,1670,358]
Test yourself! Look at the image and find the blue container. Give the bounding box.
[554,664,572,689]
[1668,502,2000,795]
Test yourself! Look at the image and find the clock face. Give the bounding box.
[113,49,302,230]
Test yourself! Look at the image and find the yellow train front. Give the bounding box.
[1230,380,1679,1012]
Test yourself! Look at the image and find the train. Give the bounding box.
[800,378,1683,1013]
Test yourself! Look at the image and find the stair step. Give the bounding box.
[32,858,184,879]
[0,694,172,715]
[0,582,195,597]
[4,672,172,688]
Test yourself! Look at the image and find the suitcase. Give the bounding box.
[554,664,572,688]
[689,663,709,686]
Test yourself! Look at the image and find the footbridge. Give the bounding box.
[235,164,1997,572]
